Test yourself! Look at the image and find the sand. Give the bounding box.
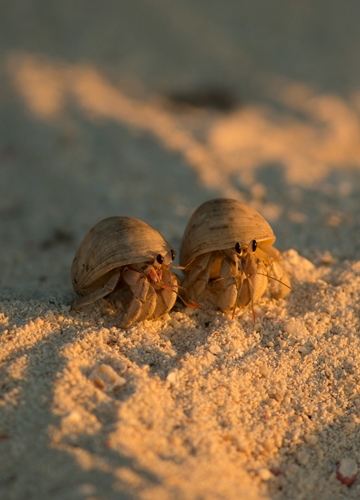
[1,1,360,499]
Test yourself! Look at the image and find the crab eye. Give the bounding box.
[249,240,257,252]
[235,242,242,254]
[250,239,257,253]
[156,254,164,264]
[170,249,176,261]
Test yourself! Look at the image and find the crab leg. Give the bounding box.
[122,268,156,327]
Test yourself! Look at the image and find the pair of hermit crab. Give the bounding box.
[71,198,291,327]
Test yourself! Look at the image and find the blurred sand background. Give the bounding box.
[1,1,360,499]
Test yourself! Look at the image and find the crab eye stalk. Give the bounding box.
[156,254,164,264]
[250,239,257,253]
[171,249,176,261]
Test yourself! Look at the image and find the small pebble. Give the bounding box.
[62,410,82,425]
[166,372,178,387]
[319,252,336,265]
[257,468,272,481]
[258,364,270,377]
[304,434,318,446]
[207,352,216,362]
[45,311,55,321]
[297,345,310,355]
[209,344,222,355]
[89,364,126,391]
[296,450,310,466]
[284,321,309,339]
[77,483,97,495]
[336,458,358,486]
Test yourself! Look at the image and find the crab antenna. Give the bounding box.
[255,271,291,290]
[160,280,201,310]
[177,294,202,309]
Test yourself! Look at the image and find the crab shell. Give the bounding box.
[180,198,276,267]
[72,216,173,296]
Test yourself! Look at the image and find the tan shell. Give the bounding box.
[180,198,275,267]
[72,216,173,295]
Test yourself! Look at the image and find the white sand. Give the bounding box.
[1,2,360,499]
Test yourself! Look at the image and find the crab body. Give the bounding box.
[71,217,178,327]
[179,199,290,315]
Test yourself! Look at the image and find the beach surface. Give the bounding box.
[1,2,360,499]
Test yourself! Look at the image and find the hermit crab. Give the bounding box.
[71,217,180,327]
[179,198,290,317]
